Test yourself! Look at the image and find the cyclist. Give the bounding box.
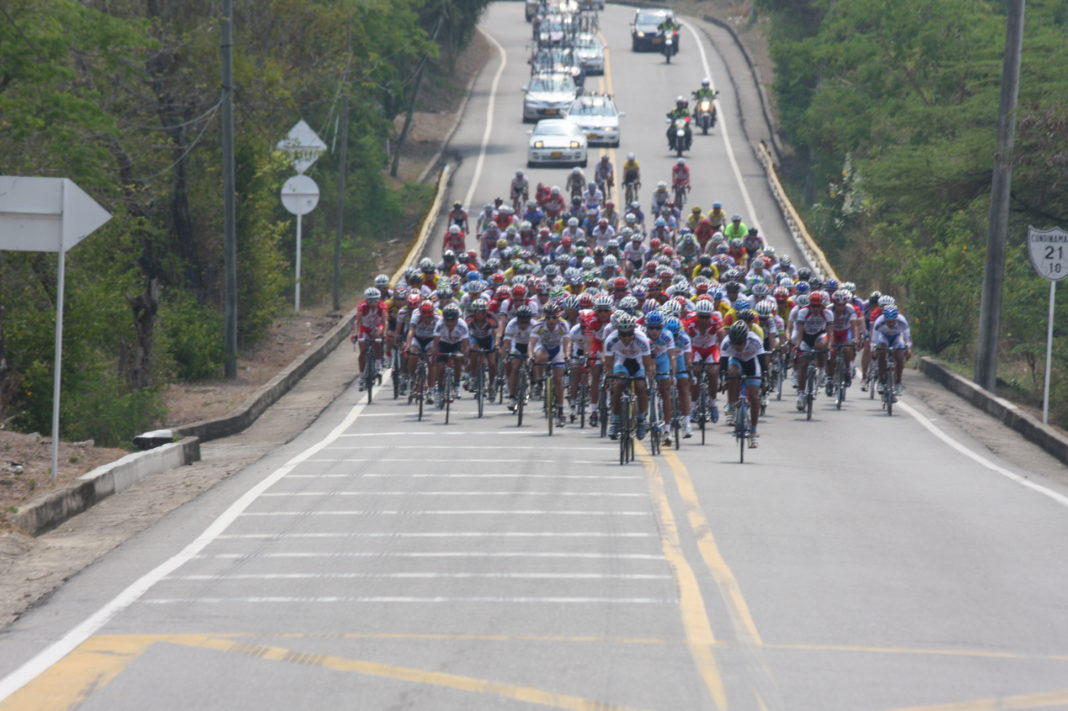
[431,304,469,405]
[650,180,671,215]
[671,158,690,199]
[404,300,441,398]
[566,167,586,201]
[687,299,723,423]
[644,311,680,446]
[510,170,529,210]
[604,313,654,440]
[582,181,604,212]
[665,316,694,438]
[353,286,388,391]
[720,320,765,447]
[530,302,572,427]
[594,155,614,197]
[448,202,468,233]
[503,305,536,411]
[466,298,499,392]
[826,289,863,394]
[791,290,833,411]
[581,295,615,427]
[622,153,641,202]
[872,305,911,395]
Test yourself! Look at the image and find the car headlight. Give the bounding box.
[636,31,645,37]
[569,141,581,149]
[533,141,544,148]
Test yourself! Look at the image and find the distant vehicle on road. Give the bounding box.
[522,72,579,123]
[566,93,623,147]
[631,8,679,53]
[527,118,589,168]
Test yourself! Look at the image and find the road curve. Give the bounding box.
[0,4,1066,711]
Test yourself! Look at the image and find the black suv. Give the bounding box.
[631,8,679,52]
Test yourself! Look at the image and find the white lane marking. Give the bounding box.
[463,28,507,210]
[216,532,654,539]
[0,381,388,701]
[336,431,561,437]
[141,596,672,605]
[195,552,666,560]
[286,473,641,480]
[305,459,608,464]
[240,510,648,516]
[898,401,1068,509]
[325,445,608,451]
[168,573,672,581]
[259,491,645,497]
[684,20,760,234]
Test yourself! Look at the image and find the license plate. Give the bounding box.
[550,151,563,158]
[543,108,558,115]
[588,133,601,139]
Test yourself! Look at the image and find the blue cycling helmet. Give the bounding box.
[795,281,811,295]
[466,271,480,282]
[883,306,899,320]
[826,278,839,291]
[646,311,665,327]
[733,297,750,311]
[712,202,722,209]
[655,217,667,227]
[664,316,682,335]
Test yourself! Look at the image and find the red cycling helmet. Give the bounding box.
[613,276,628,291]
[512,284,528,299]
[419,302,435,316]
[808,292,824,307]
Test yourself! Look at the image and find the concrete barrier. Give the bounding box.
[919,357,1068,465]
[13,438,201,536]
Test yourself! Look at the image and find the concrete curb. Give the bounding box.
[919,357,1068,465]
[12,438,201,536]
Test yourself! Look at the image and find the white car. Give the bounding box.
[522,72,578,123]
[527,118,588,168]
[565,94,623,147]
[573,33,605,75]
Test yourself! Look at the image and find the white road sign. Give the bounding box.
[1028,226,1068,281]
[276,120,327,174]
[280,175,320,216]
[0,176,112,253]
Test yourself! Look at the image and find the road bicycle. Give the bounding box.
[694,368,712,444]
[512,354,531,427]
[359,336,383,405]
[647,377,662,455]
[875,345,897,416]
[390,345,404,400]
[569,357,591,428]
[624,180,640,206]
[437,353,462,424]
[728,374,759,462]
[610,375,641,465]
[830,342,853,411]
[471,347,495,419]
[408,351,430,422]
[672,182,689,211]
[668,379,682,450]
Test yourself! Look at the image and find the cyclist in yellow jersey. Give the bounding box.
[686,205,703,231]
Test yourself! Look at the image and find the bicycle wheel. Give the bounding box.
[476,364,485,418]
[698,381,708,445]
[775,358,784,401]
[649,389,660,455]
[545,375,554,437]
[835,365,845,411]
[805,367,815,421]
[885,367,895,416]
[365,356,375,405]
[517,369,527,427]
[619,396,629,465]
[444,370,453,424]
[736,400,748,463]
[868,360,877,400]
[599,387,608,438]
[578,379,588,429]
[391,352,400,400]
[416,365,426,422]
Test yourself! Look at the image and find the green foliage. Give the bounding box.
[0,0,489,443]
[760,0,1068,426]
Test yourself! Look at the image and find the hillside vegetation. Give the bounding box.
[0,0,489,446]
[755,0,1068,425]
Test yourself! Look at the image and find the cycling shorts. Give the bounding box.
[832,329,854,345]
[873,332,907,349]
[469,334,494,351]
[613,358,645,379]
[728,356,761,384]
[654,353,673,380]
[692,344,719,364]
[510,343,529,356]
[798,331,827,353]
[357,325,385,341]
[675,354,690,379]
[535,344,565,365]
[411,336,434,354]
[436,340,463,363]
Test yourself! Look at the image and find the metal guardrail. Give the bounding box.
[755,141,839,282]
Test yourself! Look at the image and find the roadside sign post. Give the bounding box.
[277,121,326,312]
[0,176,112,483]
[279,175,321,311]
[1027,226,1068,424]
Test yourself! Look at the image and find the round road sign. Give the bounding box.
[280,175,320,216]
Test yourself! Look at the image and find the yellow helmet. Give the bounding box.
[691,206,702,214]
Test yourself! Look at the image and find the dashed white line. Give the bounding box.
[141,596,673,605]
[194,552,665,560]
[259,491,644,497]
[240,510,648,516]
[216,532,655,539]
[168,573,672,581]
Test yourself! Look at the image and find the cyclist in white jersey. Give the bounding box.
[431,304,469,405]
[603,313,654,440]
[503,305,536,411]
[529,302,572,426]
[871,306,911,395]
[720,321,765,447]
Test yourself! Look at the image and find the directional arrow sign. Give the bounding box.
[0,176,112,253]
[276,120,327,174]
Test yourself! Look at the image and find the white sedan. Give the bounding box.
[527,119,588,168]
[566,94,624,147]
[522,72,578,123]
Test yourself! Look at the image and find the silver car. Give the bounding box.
[522,72,578,123]
[574,33,605,75]
[565,94,623,147]
[527,118,588,168]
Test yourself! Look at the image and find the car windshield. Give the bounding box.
[535,122,576,136]
[570,101,614,117]
[636,11,665,24]
[575,38,599,50]
[529,76,574,93]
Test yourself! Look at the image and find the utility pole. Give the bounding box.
[975,0,1025,390]
[334,88,349,312]
[221,0,238,378]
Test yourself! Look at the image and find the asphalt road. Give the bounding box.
[1,4,1067,710]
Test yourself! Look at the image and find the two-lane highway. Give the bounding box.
[1,4,1066,710]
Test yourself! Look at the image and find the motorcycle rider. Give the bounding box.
[691,78,718,126]
[665,96,692,151]
[657,13,681,51]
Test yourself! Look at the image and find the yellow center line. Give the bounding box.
[597,31,621,207]
[877,690,1068,711]
[635,442,728,710]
